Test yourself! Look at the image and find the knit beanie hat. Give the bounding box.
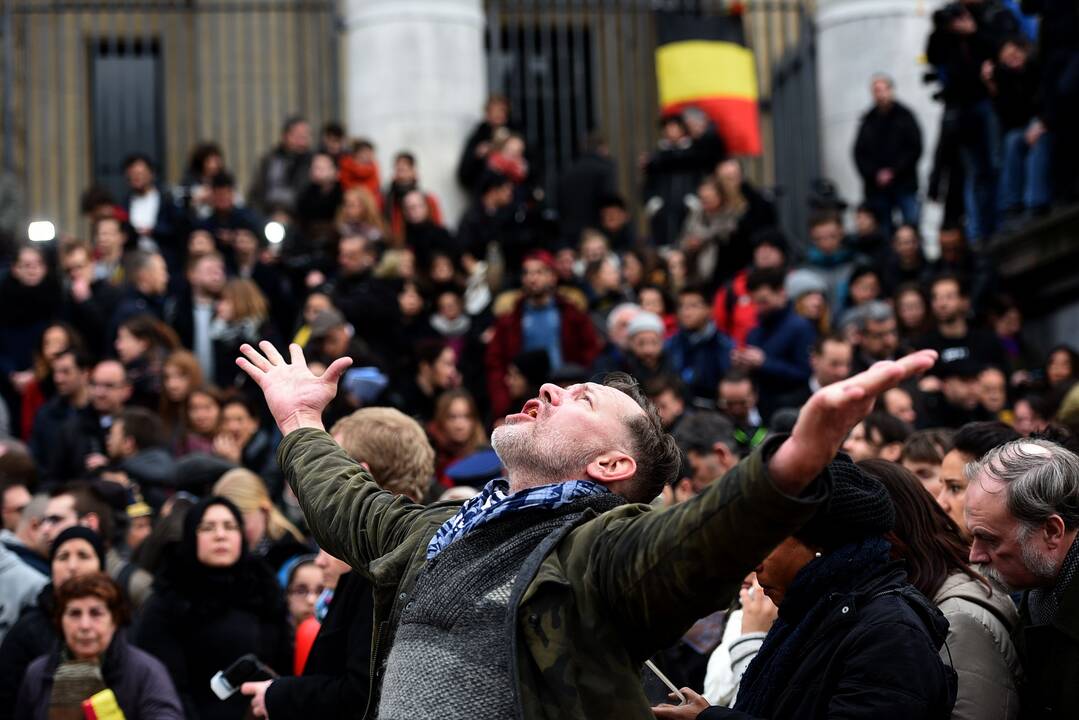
[784,268,829,301]
[49,526,106,571]
[795,454,895,551]
[626,311,665,338]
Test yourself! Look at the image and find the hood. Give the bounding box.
[935,569,1019,631]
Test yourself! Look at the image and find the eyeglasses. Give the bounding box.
[288,585,324,599]
[90,381,126,390]
[196,521,240,534]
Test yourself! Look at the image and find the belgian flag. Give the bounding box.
[656,13,761,156]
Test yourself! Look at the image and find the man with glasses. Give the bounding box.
[851,301,905,374]
[46,360,131,486]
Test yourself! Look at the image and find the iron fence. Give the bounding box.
[483,0,820,244]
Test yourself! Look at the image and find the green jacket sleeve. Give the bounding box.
[277,428,429,572]
[584,436,828,653]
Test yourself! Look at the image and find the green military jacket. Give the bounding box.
[279,428,828,719]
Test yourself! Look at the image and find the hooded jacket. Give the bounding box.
[934,571,1022,720]
[702,563,956,719]
[278,429,829,719]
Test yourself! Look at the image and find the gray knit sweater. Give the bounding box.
[376,495,622,719]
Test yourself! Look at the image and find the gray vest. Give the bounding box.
[376,494,622,720]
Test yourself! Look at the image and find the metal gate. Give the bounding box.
[0,0,341,238]
[483,0,820,244]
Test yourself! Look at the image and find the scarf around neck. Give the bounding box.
[426,478,610,560]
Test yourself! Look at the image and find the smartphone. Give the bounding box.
[644,659,686,705]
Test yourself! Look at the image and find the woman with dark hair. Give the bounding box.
[860,459,1021,720]
[115,314,181,409]
[0,527,107,720]
[1044,344,1079,389]
[180,141,227,219]
[132,497,291,720]
[15,573,182,720]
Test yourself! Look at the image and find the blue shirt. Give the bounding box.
[521,301,562,369]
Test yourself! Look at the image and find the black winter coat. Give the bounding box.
[132,553,291,720]
[1016,572,1079,719]
[853,102,923,195]
[701,564,956,720]
[263,571,374,719]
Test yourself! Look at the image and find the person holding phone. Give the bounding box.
[236,340,938,718]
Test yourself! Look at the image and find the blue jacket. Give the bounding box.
[746,304,814,416]
[665,324,733,405]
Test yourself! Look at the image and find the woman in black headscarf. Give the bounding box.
[132,497,290,720]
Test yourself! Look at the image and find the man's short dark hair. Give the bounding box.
[122,153,154,172]
[118,407,164,451]
[644,375,685,402]
[395,151,416,167]
[813,333,849,356]
[282,115,307,135]
[863,411,912,447]
[601,372,681,503]
[720,370,756,390]
[930,272,967,297]
[80,186,116,214]
[677,284,711,304]
[808,210,842,231]
[210,171,235,189]
[352,138,375,153]
[55,346,93,371]
[746,267,787,293]
[322,121,345,139]
[901,428,954,464]
[951,421,1021,461]
[598,194,626,211]
[51,482,114,547]
[673,411,737,456]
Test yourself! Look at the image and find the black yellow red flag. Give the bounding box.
[655,13,761,156]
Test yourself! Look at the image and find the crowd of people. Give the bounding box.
[0,0,1077,717]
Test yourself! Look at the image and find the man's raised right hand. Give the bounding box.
[235,341,352,435]
[767,349,937,495]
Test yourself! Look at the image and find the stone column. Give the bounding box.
[815,0,943,245]
[341,0,486,228]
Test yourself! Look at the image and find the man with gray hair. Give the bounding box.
[851,300,904,373]
[965,438,1079,718]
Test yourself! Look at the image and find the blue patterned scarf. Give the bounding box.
[426,478,610,560]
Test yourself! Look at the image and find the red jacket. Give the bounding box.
[338,156,383,209]
[713,271,758,347]
[485,296,599,418]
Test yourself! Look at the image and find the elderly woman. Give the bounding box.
[16,572,182,719]
[0,527,107,720]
